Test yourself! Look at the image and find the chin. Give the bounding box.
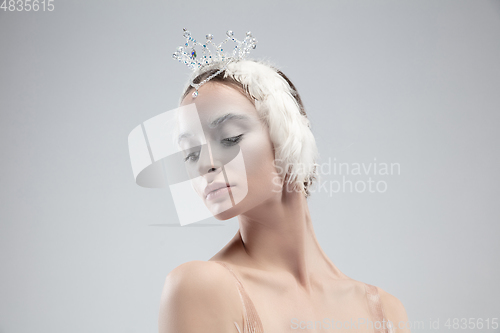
[207,195,248,220]
[212,208,238,221]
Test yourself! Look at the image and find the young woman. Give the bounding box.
[158,59,411,333]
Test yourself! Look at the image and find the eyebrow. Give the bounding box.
[177,132,193,144]
[177,113,250,144]
[208,113,250,128]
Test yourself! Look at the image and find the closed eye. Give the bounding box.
[221,134,244,146]
[184,151,200,162]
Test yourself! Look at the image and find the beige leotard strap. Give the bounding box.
[365,283,395,333]
[216,261,393,333]
[214,261,265,333]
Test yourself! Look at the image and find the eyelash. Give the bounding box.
[184,152,199,162]
[184,134,244,162]
[221,134,244,146]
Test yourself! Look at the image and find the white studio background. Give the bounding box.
[1,1,499,332]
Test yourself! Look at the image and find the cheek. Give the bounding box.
[191,177,204,198]
[240,135,280,192]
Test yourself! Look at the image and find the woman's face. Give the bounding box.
[178,82,282,220]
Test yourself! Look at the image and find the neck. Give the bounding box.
[236,185,345,290]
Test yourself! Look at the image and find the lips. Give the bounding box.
[204,182,232,198]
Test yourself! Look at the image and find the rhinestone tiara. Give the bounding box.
[172,28,257,98]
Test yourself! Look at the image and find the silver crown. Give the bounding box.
[172,29,257,98]
[172,28,257,70]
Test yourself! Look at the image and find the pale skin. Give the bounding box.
[159,82,411,333]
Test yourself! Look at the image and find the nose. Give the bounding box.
[196,141,223,178]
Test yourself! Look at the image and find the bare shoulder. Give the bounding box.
[377,286,411,333]
[158,260,244,333]
[162,260,234,293]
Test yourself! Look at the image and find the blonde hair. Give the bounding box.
[180,59,319,197]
